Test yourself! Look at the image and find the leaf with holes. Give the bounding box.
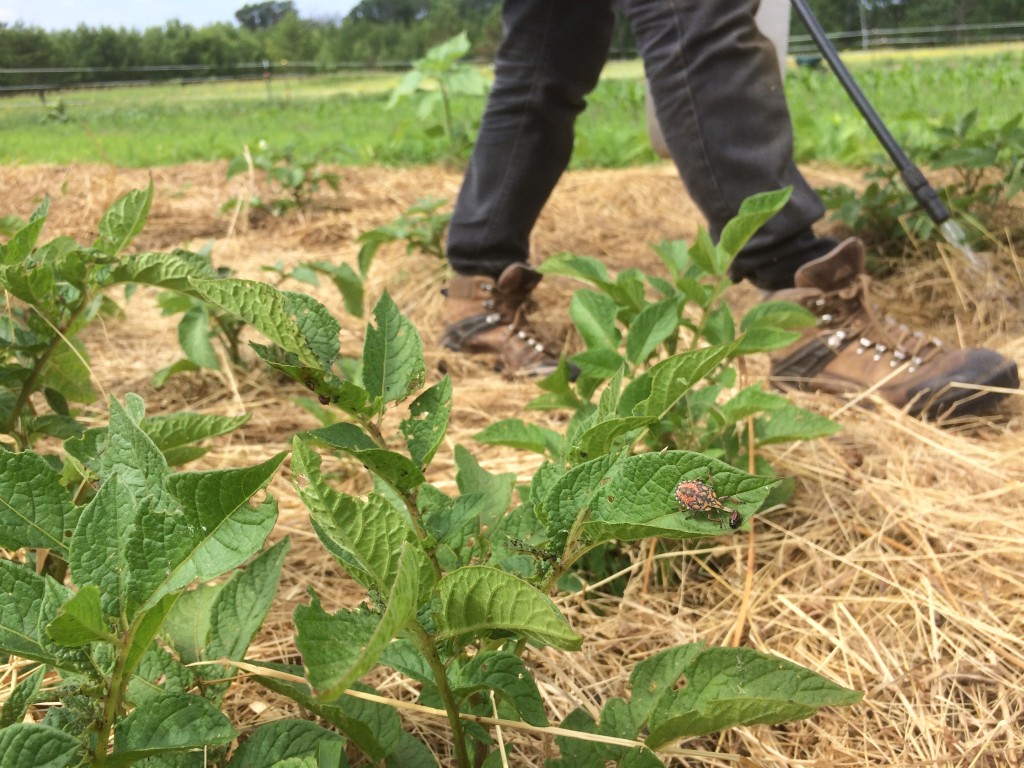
[630,643,862,747]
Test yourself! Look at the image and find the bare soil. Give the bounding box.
[2,160,1023,766]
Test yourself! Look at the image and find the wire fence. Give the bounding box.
[1,21,1022,97]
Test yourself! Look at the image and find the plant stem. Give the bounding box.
[439,82,454,147]
[410,623,471,768]
[94,637,132,765]
[2,301,88,439]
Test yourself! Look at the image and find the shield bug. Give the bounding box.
[674,473,742,529]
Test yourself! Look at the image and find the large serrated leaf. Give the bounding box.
[362,291,426,407]
[755,405,841,445]
[68,474,135,618]
[176,305,219,368]
[568,416,656,464]
[625,343,738,419]
[473,418,563,456]
[717,385,790,425]
[0,560,57,665]
[207,538,289,662]
[312,260,365,318]
[537,254,613,289]
[254,668,402,761]
[45,584,113,647]
[95,182,153,258]
[127,644,195,706]
[625,298,680,365]
[569,290,621,349]
[160,582,225,665]
[551,700,651,767]
[582,451,778,542]
[125,453,285,612]
[292,439,416,594]
[716,188,792,266]
[740,300,818,333]
[0,449,77,553]
[100,395,173,511]
[400,376,452,468]
[141,411,251,459]
[0,665,45,729]
[436,566,582,651]
[39,337,95,405]
[385,731,439,768]
[632,644,862,747]
[0,723,81,768]
[109,692,235,765]
[0,201,48,266]
[450,650,549,726]
[109,250,219,291]
[296,543,421,701]
[539,452,619,556]
[190,278,340,369]
[225,719,345,767]
[454,445,515,530]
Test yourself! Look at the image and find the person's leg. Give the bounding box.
[624,0,834,290]
[625,0,1017,415]
[446,0,615,278]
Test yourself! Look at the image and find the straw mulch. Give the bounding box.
[2,161,1022,766]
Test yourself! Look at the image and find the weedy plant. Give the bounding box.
[480,189,840,488]
[187,218,861,765]
[356,195,452,269]
[224,140,340,221]
[387,31,489,160]
[820,110,1024,253]
[0,183,243,451]
[152,243,250,388]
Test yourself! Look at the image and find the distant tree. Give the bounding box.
[235,1,297,30]
[348,0,431,25]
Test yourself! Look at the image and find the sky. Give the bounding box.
[0,0,361,31]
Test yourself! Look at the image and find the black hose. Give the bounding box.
[788,0,950,224]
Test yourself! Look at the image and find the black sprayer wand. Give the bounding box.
[788,0,985,270]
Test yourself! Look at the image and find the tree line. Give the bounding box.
[1,0,1020,91]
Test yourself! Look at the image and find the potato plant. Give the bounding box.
[0,185,862,765]
[482,189,840,494]
[190,272,861,766]
[0,395,314,766]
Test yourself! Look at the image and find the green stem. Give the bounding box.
[94,636,132,765]
[439,82,454,147]
[410,623,471,768]
[3,301,89,439]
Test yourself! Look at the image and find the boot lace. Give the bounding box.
[809,275,943,374]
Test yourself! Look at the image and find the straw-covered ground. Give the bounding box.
[2,161,1023,765]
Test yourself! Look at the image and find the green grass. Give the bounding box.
[1,47,1021,169]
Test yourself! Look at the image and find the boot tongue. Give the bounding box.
[496,262,543,296]
[794,238,866,292]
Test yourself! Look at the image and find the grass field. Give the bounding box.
[0,45,1021,169]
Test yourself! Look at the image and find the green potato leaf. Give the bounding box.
[435,566,582,651]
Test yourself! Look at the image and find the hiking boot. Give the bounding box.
[441,262,564,378]
[767,238,1019,419]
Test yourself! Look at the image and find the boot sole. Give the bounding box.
[770,360,1019,420]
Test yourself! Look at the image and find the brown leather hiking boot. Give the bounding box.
[767,238,1019,419]
[441,262,563,378]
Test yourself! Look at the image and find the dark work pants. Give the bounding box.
[445,0,837,290]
